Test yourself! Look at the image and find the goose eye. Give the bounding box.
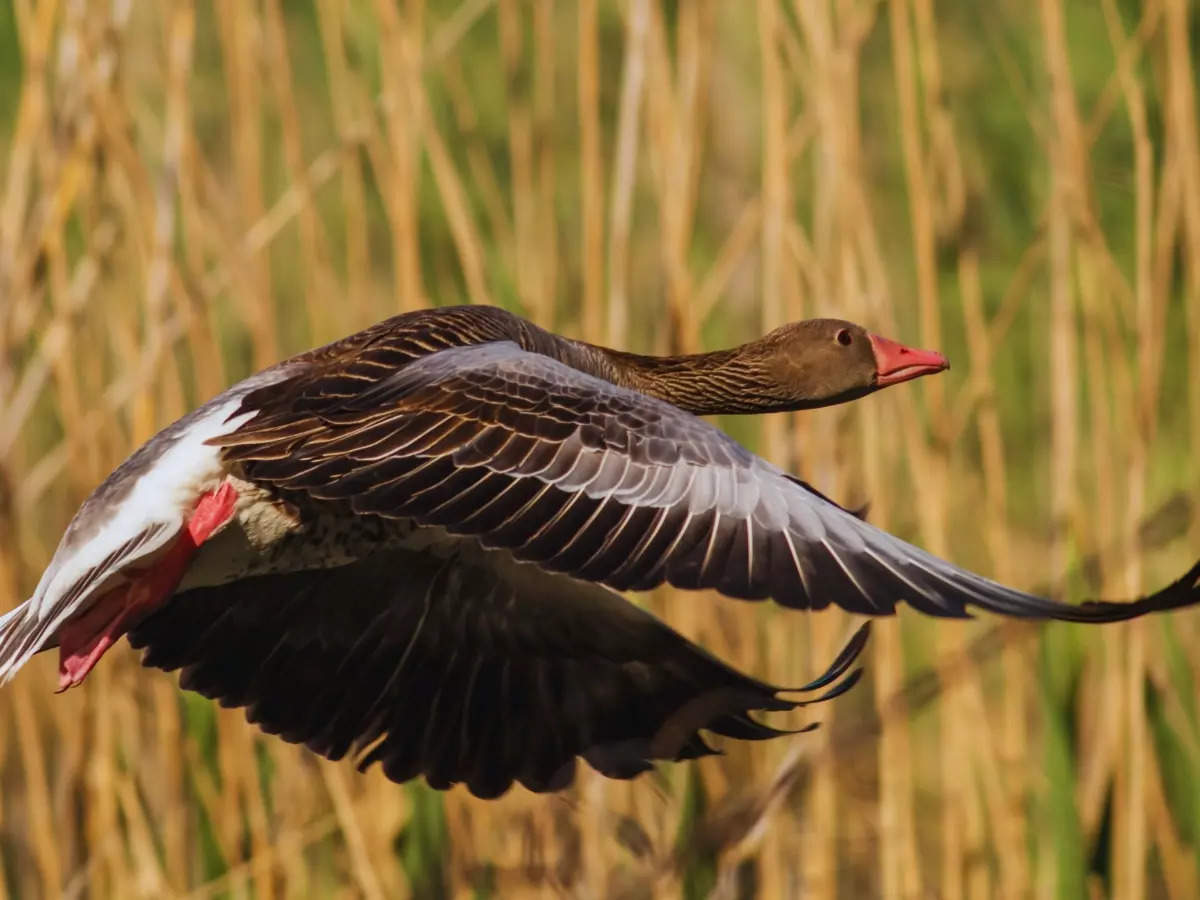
[835,329,852,346]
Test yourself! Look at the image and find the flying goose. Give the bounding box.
[1,304,1197,797]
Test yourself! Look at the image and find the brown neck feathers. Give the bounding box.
[532,339,792,416]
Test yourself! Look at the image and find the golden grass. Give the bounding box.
[0,0,1198,896]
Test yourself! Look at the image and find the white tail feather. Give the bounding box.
[0,605,27,684]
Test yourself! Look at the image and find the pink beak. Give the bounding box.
[867,333,950,387]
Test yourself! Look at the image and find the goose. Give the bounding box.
[2,304,1197,798]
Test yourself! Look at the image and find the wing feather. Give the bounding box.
[129,545,861,796]
[211,341,1200,623]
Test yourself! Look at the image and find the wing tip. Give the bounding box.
[1073,555,1200,622]
[776,621,871,695]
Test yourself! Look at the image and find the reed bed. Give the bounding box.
[0,1,1197,897]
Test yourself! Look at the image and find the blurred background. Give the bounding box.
[0,0,1198,897]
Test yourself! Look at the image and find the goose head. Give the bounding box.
[613,318,949,415]
[751,318,950,411]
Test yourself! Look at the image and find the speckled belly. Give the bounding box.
[176,479,460,591]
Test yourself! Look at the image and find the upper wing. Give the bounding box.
[130,543,866,797]
[214,342,1200,622]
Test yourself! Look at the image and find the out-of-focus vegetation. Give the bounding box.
[0,0,1198,897]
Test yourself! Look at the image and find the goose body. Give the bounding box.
[3,305,1198,797]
